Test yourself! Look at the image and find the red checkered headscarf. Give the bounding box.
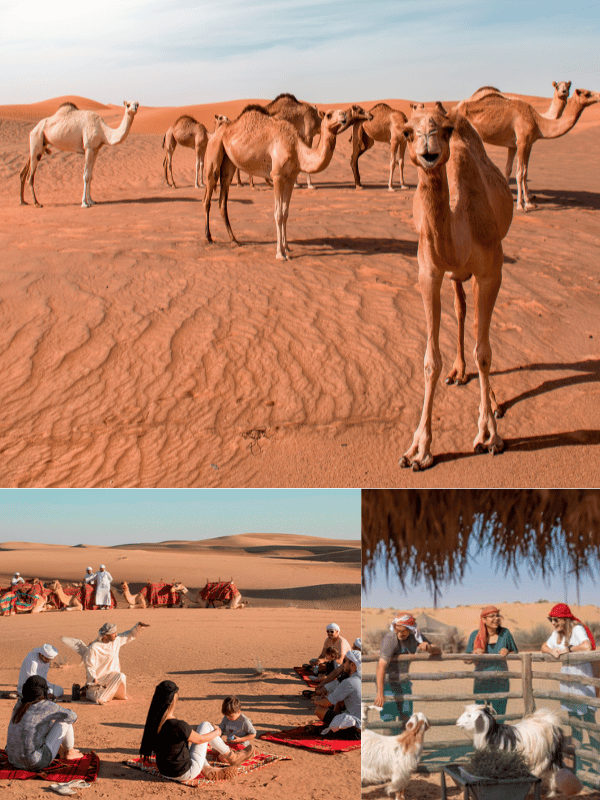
[473,606,502,652]
[549,603,596,650]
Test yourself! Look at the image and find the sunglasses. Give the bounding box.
[548,617,563,623]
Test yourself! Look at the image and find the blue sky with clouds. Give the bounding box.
[0,489,360,546]
[2,1,599,105]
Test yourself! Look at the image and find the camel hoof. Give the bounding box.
[494,406,504,419]
[35,202,43,208]
[388,187,396,193]
[307,184,316,190]
[205,236,213,245]
[355,185,364,191]
[399,456,411,468]
[20,199,28,206]
[474,443,486,455]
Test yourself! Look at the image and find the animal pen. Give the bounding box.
[363,651,600,790]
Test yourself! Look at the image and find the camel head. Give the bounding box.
[434,101,448,115]
[572,88,600,108]
[214,114,229,130]
[123,101,139,117]
[402,112,454,172]
[552,81,571,101]
[410,102,425,117]
[317,108,352,135]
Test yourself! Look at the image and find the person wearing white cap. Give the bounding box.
[17,644,64,699]
[11,572,25,586]
[308,623,351,674]
[83,567,95,584]
[83,621,150,704]
[314,650,361,739]
[89,565,113,609]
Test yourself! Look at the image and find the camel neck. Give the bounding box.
[297,125,338,174]
[536,97,587,139]
[417,166,456,264]
[103,111,134,145]
[542,95,567,119]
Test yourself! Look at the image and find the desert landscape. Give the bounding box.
[0,91,598,487]
[0,533,360,799]
[363,603,600,799]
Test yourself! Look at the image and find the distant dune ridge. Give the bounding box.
[0,92,599,487]
[0,533,360,609]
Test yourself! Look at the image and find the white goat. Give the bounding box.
[361,712,430,800]
[456,704,564,796]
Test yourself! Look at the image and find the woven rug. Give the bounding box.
[124,747,291,787]
[140,582,181,607]
[293,666,319,688]
[0,749,99,782]
[259,721,361,754]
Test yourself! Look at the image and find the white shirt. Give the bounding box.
[17,649,51,693]
[11,576,25,586]
[328,671,361,722]
[546,624,595,714]
[84,625,140,684]
[92,570,113,605]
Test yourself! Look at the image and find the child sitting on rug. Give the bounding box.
[219,696,256,745]
[139,680,255,783]
[6,676,83,770]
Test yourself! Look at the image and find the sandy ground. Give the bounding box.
[0,93,598,487]
[0,535,360,799]
[363,603,600,799]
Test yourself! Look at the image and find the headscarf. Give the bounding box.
[22,675,48,703]
[345,649,362,677]
[390,612,424,644]
[40,644,58,659]
[353,638,361,650]
[140,680,179,758]
[98,622,117,638]
[549,603,596,650]
[326,623,340,632]
[473,606,501,652]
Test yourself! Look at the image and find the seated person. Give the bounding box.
[17,644,63,700]
[307,623,351,674]
[315,637,362,696]
[313,651,361,740]
[11,573,25,586]
[6,676,82,770]
[140,680,255,783]
[219,696,256,745]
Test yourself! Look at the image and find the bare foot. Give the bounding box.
[64,748,84,760]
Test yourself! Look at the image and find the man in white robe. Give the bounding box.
[84,621,150,704]
[91,565,113,609]
[17,644,63,699]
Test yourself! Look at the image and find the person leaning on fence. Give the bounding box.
[541,603,600,753]
[465,605,518,716]
[375,613,440,730]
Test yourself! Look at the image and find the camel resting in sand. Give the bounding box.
[20,101,139,208]
[399,108,514,470]
[119,581,147,609]
[196,580,248,608]
[204,104,370,260]
[456,87,599,210]
[48,580,83,611]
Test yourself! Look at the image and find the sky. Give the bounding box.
[363,540,600,609]
[2,1,599,106]
[0,488,360,546]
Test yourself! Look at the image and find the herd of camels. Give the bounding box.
[17,82,599,469]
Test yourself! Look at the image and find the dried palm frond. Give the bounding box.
[362,490,600,604]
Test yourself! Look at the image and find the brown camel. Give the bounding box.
[456,87,599,210]
[119,581,147,609]
[399,109,514,470]
[20,101,139,208]
[163,114,229,189]
[48,580,83,611]
[171,582,202,607]
[348,102,409,191]
[265,93,322,188]
[203,105,370,260]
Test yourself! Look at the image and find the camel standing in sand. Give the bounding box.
[348,103,409,191]
[119,581,147,609]
[163,113,229,189]
[203,105,370,260]
[399,109,514,470]
[20,101,139,208]
[456,87,599,210]
[48,580,83,611]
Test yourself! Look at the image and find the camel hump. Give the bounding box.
[174,114,199,126]
[271,92,299,104]
[474,85,501,94]
[237,104,269,119]
[57,102,78,112]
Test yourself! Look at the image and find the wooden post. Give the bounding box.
[522,652,534,715]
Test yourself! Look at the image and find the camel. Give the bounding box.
[456,87,599,210]
[163,113,229,189]
[470,81,571,119]
[265,94,322,188]
[171,582,201,607]
[398,108,514,470]
[348,102,409,191]
[196,580,248,609]
[203,105,370,260]
[119,581,147,609]
[20,101,139,208]
[48,580,83,611]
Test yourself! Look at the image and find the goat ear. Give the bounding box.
[474,714,488,734]
[404,717,416,731]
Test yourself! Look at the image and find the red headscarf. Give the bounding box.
[549,603,596,650]
[473,605,501,652]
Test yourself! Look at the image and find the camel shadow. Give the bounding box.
[508,184,600,210]
[291,236,418,257]
[103,196,254,206]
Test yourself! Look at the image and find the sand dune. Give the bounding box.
[1,92,599,487]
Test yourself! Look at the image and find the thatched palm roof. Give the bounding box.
[362,490,600,604]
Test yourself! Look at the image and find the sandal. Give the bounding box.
[302,689,316,698]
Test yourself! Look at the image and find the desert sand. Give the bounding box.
[363,603,600,799]
[0,92,598,487]
[0,534,360,799]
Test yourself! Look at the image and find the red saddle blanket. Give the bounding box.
[198,581,238,603]
[140,582,181,606]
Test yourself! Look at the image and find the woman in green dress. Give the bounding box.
[465,605,518,716]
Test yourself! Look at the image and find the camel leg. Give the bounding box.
[472,258,504,455]
[519,142,536,211]
[204,138,224,243]
[81,148,96,208]
[397,137,408,189]
[445,280,468,385]
[235,168,243,187]
[515,142,536,211]
[22,149,44,208]
[86,149,101,205]
[400,266,443,471]
[505,147,516,181]
[389,136,409,191]
[350,127,373,189]
[280,178,295,258]
[218,155,238,246]
[20,158,33,205]
[271,173,289,261]
[195,145,205,189]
